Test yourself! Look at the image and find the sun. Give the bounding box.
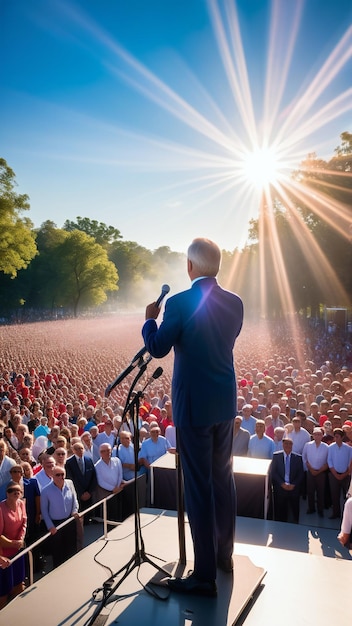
[242,145,281,189]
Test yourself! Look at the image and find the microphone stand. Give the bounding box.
[176,428,186,566]
[87,359,171,625]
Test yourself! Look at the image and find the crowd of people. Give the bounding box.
[0,315,351,606]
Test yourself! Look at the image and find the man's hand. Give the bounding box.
[337,532,350,547]
[145,302,161,321]
[281,483,294,491]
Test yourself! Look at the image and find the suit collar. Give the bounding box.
[191,276,217,288]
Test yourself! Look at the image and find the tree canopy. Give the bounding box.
[0,158,37,277]
[63,216,122,246]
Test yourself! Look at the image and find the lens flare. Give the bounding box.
[242,146,281,189]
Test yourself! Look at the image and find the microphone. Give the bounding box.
[155,284,170,307]
[105,286,169,397]
[130,346,148,366]
[151,366,163,380]
[143,366,163,392]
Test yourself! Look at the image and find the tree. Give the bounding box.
[109,240,153,304]
[25,221,67,311]
[291,133,352,307]
[63,216,122,246]
[57,230,119,316]
[0,158,37,277]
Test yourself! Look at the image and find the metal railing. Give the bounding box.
[9,492,120,587]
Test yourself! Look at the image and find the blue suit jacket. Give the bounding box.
[142,277,243,428]
[270,451,304,495]
[65,455,97,499]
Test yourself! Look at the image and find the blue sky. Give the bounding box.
[1,0,351,253]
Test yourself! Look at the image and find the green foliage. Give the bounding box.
[63,216,122,246]
[13,224,118,317]
[0,158,37,277]
[57,230,118,316]
[108,240,153,304]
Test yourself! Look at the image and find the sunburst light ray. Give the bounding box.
[45,0,351,330]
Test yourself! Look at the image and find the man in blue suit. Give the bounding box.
[65,442,97,517]
[270,438,304,523]
[142,238,243,597]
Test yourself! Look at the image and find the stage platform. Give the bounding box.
[2,509,351,626]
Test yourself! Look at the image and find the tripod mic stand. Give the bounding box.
[87,361,171,625]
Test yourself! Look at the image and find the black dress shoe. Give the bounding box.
[329,514,340,519]
[167,574,217,597]
[217,557,234,573]
[306,509,316,515]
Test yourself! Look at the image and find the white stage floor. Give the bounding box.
[2,509,351,626]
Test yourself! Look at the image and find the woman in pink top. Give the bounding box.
[0,481,27,609]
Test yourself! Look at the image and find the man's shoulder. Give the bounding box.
[41,480,54,494]
[3,456,16,467]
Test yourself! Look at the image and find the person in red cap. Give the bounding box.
[342,420,352,446]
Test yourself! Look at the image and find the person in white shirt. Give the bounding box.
[94,443,124,521]
[290,416,311,454]
[35,454,55,492]
[302,427,329,517]
[95,443,123,494]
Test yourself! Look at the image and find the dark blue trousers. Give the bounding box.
[177,419,236,582]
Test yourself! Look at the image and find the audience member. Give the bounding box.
[0,481,27,609]
[290,416,311,454]
[327,428,352,519]
[270,438,305,523]
[117,431,137,481]
[302,427,329,517]
[241,404,257,435]
[0,441,16,501]
[248,420,275,459]
[40,466,79,568]
[138,424,174,472]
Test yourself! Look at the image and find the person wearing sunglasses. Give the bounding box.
[0,481,27,609]
[40,466,79,569]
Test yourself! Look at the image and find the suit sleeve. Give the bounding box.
[142,297,182,359]
[270,454,283,487]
